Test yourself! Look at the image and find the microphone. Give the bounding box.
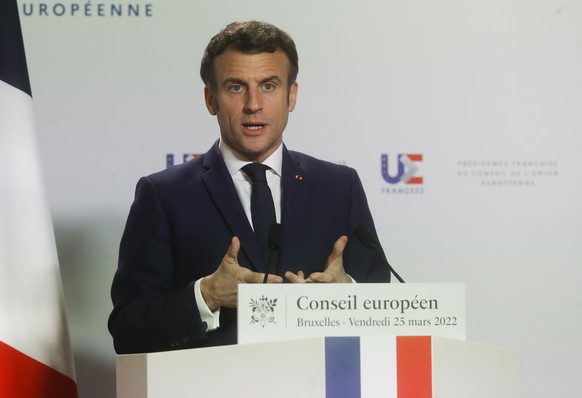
[263,223,283,283]
[354,224,405,283]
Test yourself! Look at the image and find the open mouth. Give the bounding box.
[243,123,266,131]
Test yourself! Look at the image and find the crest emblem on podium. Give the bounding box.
[249,296,277,327]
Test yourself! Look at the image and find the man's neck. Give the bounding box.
[219,139,283,176]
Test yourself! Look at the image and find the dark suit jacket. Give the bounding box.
[108,141,390,354]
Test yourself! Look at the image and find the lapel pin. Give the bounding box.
[295,174,303,181]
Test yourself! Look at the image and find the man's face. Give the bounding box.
[204,48,298,163]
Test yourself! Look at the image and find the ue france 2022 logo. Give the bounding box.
[381,154,424,185]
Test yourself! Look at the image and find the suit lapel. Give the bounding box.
[201,142,264,272]
[280,147,309,262]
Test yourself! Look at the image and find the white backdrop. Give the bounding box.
[19,0,582,397]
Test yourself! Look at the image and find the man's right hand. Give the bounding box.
[200,236,283,311]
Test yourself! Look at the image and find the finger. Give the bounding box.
[264,274,283,284]
[239,268,261,283]
[325,236,348,270]
[332,235,348,257]
[307,272,332,283]
[254,272,283,284]
[285,271,306,283]
[219,237,241,273]
[227,236,240,258]
[240,269,283,284]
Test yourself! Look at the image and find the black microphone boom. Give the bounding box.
[354,224,405,283]
[268,223,284,249]
[263,223,283,283]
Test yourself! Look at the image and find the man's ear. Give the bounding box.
[288,81,298,112]
[204,86,218,115]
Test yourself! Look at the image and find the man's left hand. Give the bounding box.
[285,236,352,283]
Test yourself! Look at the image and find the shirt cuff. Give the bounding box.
[194,278,220,332]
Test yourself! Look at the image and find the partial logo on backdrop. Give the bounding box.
[21,1,154,18]
[381,153,424,195]
[249,296,277,328]
[166,153,201,168]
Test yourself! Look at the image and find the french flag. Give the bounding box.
[326,336,432,398]
[0,1,78,396]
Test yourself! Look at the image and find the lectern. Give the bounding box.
[116,284,521,397]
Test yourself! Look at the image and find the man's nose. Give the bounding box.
[244,88,262,113]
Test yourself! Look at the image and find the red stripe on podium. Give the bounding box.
[0,341,78,398]
[396,336,432,398]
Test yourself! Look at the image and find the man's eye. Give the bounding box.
[229,85,244,92]
[263,83,275,91]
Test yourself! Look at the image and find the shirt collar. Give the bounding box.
[219,139,283,177]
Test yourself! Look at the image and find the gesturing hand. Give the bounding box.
[201,237,283,311]
[285,236,353,284]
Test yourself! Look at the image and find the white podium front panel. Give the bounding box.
[117,336,521,398]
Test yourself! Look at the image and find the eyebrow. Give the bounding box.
[260,75,283,85]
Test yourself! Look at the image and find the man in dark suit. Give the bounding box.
[109,21,390,354]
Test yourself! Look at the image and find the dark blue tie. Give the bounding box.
[242,163,276,267]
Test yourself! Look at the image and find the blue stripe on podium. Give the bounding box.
[325,337,361,398]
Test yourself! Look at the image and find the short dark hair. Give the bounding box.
[200,21,299,91]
